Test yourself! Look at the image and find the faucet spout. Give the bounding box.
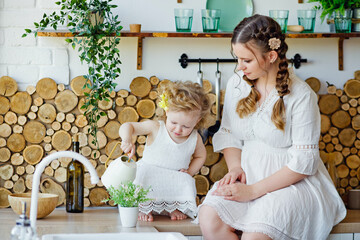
[30,151,99,230]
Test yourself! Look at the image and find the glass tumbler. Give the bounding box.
[297,9,316,33]
[334,9,353,33]
[201,9,221,33]
[269,10,289,33]
[174,8,193,32]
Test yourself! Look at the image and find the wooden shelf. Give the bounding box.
[37,31,360,70]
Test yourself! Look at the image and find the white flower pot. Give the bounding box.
[118,206,139,228]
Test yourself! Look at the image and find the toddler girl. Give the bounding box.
[119,80,210,221]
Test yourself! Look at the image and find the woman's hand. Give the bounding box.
[179,168,190,175]
[218,167,246,187]
[120,141,135,159]
[212,182,258,202]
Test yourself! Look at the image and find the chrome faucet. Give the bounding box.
[30,151,99,231]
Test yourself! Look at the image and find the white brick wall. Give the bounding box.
[53,49,69,66]
[37,0,61,9]
[0,47,52,65]
[0,29,4,45]
[4,28,36,47]
[0,1,71,87]
[39,66,69,84]
[8,65,39,84]
[0,10,39,27]
[4,0,35,8]
[38,37,68,48]
[0,65,7,76]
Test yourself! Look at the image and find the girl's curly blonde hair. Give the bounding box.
[157,81,211,129]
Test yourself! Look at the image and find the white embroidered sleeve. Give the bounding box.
[286,90,321,175]
[213,76,244,152]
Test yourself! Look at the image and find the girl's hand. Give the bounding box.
[212,182,258,202]
[121,141,135,159]
[218,167,246,186]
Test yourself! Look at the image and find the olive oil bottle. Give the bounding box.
[66,134,84,213]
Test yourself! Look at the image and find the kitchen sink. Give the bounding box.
[42,232,188,240]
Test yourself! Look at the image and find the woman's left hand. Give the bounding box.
[212,182,258,202]
[179,168,190,175]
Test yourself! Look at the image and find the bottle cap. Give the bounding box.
[72,133,79,142]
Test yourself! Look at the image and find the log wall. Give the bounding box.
[1,72,359,208]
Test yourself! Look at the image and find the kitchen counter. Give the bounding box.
[1,207,359,239]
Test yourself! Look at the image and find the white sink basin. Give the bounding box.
[42,232,187,240]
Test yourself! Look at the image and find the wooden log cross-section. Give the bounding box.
[0,76,17,97]
[0,96,10,114]
[38,103,57,124]
[55,90,78,113]
[129,77,151,98]
[70,76,91,96]
[36,78,57,100]
[40,178,66,206]
[23,145,44,165]
[319,95,340,115]
[10,92,32,115]
[344,79,360,98]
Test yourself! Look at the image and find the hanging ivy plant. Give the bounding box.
[23,0,122,146]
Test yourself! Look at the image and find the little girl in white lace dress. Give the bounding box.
[119,81,210,221]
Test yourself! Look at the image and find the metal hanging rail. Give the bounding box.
[179,53,307,69]
[179,54,236,68]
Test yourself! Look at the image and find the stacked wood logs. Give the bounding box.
[1,71,360,209]
[0,75,223,208]
[306,70,360,197]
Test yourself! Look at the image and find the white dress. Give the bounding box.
[133,121,198,218]
[196,70,347,239]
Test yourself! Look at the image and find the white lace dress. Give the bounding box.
[196,71,346,239]
[133,121,198,218]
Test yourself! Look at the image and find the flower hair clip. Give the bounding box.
[159,93,169,111]
[268,37,281,50]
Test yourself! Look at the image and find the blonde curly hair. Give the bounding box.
[157,81,211,129]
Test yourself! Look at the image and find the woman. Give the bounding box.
[197,14,346,240]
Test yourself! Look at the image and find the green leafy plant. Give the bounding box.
[104,181,152,207]
[308,0,360,21]
[352,1,360,8]
[23,0,122,145]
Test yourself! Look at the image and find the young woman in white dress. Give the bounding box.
[197,14,346,240]
[120,81,210,221]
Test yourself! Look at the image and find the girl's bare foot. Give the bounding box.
[169,210,187,220]
[138,212,153,221]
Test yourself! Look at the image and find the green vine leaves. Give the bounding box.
[23,0,123,147]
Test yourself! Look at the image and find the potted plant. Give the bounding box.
[23,0,123,145]
[104,181,151,227]
[308,0,359,32]
[352,1,360,32]
[308,0,356,21]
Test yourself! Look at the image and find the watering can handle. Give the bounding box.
[105,141,122,168]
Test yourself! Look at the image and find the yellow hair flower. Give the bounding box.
[159,93,169,111]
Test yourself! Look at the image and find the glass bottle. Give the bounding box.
[10,202,37,240]
[66,134,84,213]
